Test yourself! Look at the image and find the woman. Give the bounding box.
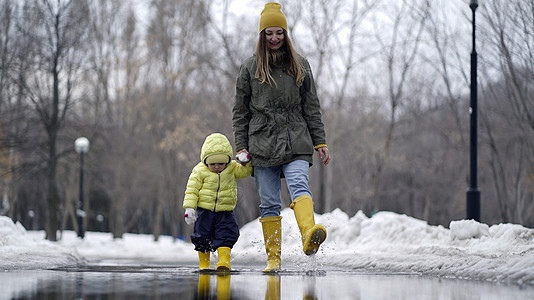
[232,2,331,272]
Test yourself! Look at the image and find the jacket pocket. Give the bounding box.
[289,122,314,155]
[249,123,277,158]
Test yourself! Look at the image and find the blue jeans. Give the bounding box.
[254,160,311,217]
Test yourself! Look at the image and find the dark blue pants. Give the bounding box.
[191,207,240,253]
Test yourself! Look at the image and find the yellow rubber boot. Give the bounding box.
[216,247,231,271]
[197,274,210,298]
[198,251,210,270]
[290,195,327,255]
[216,273,231,300]
[260,216,282,272]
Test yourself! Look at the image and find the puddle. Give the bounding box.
[1,264,532,300]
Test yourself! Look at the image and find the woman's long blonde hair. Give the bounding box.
[254,29,304,86]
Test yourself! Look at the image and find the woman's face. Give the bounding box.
[264,27,284,51]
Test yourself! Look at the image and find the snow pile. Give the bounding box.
[0,216,81,269]
[450,219,489,239]
[1,209,533,285]
[316,210,534,285]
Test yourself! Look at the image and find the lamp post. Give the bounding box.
[466,0,480,221]
[74,137,90,238]
[28,210,35,230]
[96,214,104,232]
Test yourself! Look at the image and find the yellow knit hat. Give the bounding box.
[205,153,231,165]
[259,2,287,33]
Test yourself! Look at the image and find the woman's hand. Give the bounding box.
[317,147,330,165]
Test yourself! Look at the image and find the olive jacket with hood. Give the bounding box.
[232,55,327,167]
[183,133,252,212]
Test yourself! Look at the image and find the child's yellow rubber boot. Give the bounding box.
[216,247,231,271]
[198,251,210,270]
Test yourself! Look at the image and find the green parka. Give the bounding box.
[183,133,252,212]
[232,55,327,167]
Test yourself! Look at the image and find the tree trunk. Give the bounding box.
[46,130,59,241]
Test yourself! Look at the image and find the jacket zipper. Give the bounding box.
[214,173,221,211]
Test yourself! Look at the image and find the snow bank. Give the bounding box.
[1,209,533,285]
[0,216,81,269]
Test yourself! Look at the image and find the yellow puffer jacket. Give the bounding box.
[183,133,252,212]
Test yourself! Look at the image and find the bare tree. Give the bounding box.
[0,0,18,218]
[145,0,214,240]
[3,0,534,234]
[424,2,469,151]
[83,0,136,239]
[412,1,472,221]
[317,0,379,213]
[0,0,15,111]
[17,0,89,241]
[368,0,429,212]
[477,0,534,224]
[284,0,341,212]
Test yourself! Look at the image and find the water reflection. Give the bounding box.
[265,275,280,300]
[196,273,231,300]
[303,275,318,300]
[262,274,319,300]
[197,274,210,298]
[1,267,533,299]
[194,272,290,300]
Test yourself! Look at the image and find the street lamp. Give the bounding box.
[466,0,480,221]
[74,137,90,238]
[96,214,104,232]
[28,210,35,230]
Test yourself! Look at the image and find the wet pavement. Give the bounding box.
[1,262,533,299]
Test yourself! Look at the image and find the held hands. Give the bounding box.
[184,207,197,225]
[236,148,329,165]
[236,149,250,166]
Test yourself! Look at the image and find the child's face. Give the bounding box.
[208,163,227,173]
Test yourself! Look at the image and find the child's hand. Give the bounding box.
[184,207,197,225]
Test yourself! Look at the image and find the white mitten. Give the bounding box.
[236,152,250,163]
[184,207,197,225]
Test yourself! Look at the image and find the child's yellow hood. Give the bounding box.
[200,133,233,164]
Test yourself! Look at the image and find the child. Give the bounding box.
[183,133,252,271]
